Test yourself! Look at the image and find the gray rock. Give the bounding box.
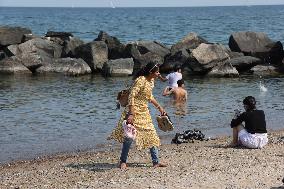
[45,36,65,46]
[45,31,73,39]
[219,45,244,59]
[102,58,134,77]
[250,65,280,76]
[134,40,170,58]
[0,57,30,73]
[62,37,84,57]
[133,52,163,76]
[227,51,244,59]
[75,41,108,72]
[207,61,239,77]
[95,31,125,60]
[45,33,85,58]
[36,58,91,76]
[227,56,262,72]
[161,49,190,73]
[171,32,208,53]
[7,45,20,56]
[188,43,230,73]
[123,43,141,59]
[22,34,39,43]
[18,38,62,58]
[0,26,32,46]
[11,38,62,72]
[229,31,284,65]
[122,43,164,75]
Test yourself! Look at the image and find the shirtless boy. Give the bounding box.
[163,79,187,102]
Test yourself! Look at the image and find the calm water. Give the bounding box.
[1,6,284,164]
[1,74,284,164]
[0,6,284,44]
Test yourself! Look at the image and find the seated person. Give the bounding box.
[163,79,187,102]
[230,96,268,148]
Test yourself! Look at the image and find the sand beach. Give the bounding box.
[0,130,283,189]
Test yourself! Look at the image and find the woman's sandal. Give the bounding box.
[118,162,127,169]
[153,162,167,168]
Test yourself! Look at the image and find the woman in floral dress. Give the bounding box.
[109,62,167,169]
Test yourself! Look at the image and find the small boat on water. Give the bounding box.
[110,0,115,8]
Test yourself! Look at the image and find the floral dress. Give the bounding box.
[109,76,160,149]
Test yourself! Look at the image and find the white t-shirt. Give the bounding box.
[166,72,182,88]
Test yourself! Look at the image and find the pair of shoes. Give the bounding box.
[118,162,127,169]
[153,162,167,168]
[157,115,174,132]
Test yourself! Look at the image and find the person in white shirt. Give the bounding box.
[159,65,182,91]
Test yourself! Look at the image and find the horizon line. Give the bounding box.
[0,4,283,8]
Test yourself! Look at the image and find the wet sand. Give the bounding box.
[0,130,284,189]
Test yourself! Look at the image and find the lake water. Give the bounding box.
[0,5,284,164]
[1,74,284,164]
[0,6,284,44]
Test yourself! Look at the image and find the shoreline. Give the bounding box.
[1,130,283,188]
[0,127,281,166]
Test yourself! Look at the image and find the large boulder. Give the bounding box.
[207,61,239,77]
[227,56,262,72]
[45,31,84,57]
[94,31,125,59]
[74,41,108,72]
[133,52,163,76]
[123,43,141,59]
[0,57,30,74]
[36,58,91,76]
[219,45,244,59]
[134,40,170,58]
[45,31,73,40]
[187,43,230,73]
[250,65,280,76]
[62,37,84,57]
[123,43,164,75]
[22,34,39,43]
[162,33,208,73]
[7,38,62,72]
[102,58,134,77]
[0,26,32,47]
[229,31,284,65]
[161,48,190,73]
[125,41,170,74]
[171,32,208,53]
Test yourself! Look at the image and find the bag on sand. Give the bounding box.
[117,88,130,107]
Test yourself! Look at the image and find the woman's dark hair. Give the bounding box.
[243,96,256,110]
[133,62,159,80]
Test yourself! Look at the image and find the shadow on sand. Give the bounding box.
[65,162,149,172]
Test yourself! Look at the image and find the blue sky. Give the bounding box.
[0,0,284,7]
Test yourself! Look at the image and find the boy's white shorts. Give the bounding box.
[238,129,268,149]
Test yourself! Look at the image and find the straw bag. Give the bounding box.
[117,88,130,107]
